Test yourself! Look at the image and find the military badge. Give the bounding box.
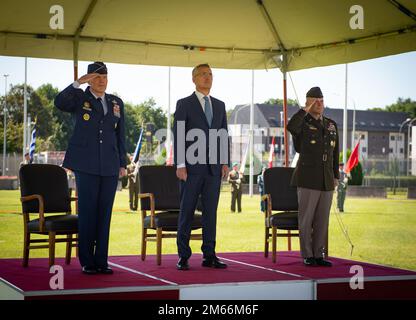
[83,113,90,121]
[328,123,336,132]
[308,126,318,131]
[83,101,92,111]
[330,140,336,147]
[112,100,121,118]
[310,140,316,144]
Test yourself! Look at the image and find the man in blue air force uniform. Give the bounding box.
[55,62,127,275]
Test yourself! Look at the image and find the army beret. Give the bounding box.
[88,61,107,74]
[306,87,323,98]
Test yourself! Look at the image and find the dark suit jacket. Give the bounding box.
[54,84,127,176]
[287,109,340,191]
[173,92,230,176]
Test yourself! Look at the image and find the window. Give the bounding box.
[389,148,393,153]
[362,147,367,152]
[391,135,395,141]
[400,148,404,154]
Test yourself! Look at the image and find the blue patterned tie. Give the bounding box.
[203,96,213,127]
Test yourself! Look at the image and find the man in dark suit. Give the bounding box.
[287,87,339,267]
[173,63,230,270]
[55,62,127,275]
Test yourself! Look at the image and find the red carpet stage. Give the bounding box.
[1,252,415,300]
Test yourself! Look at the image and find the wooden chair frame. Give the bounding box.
[262,194,300,263]
[138,193,202,265]
[21,194,79,267]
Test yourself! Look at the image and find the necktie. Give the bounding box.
[203,96,213,127]
[97,97,107,115]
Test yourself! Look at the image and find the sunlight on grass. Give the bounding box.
[0,189,415,270]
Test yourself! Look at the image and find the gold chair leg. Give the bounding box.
[141,228,147,261]
[272,227,277,263]
[22,231,30,267]
[264,227,269,258]
[65,234,72,265]
[48,232,56,267]
[156,228,162,265]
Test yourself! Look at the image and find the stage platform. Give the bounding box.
[1,251,415,300]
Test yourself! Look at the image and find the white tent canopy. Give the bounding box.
[1,0,415,175]
[1,0,415,71]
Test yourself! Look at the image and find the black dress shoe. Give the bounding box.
[96,266,114,274]
[202,257,228,269]
[176,258,189,270]
[315,258,332,267]
[303,257,316,266]
[82,266,97,275]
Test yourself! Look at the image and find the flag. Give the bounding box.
[132,128,144,163]
[268,136,275,168]
[29,126,36,164]
[345,141,360,174]
[166,141,173,166]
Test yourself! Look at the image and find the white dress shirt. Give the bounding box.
[73,81,108,115]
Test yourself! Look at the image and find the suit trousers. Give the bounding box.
[297,187,333,259]
[74,171,118,268]
[177,171,222,259]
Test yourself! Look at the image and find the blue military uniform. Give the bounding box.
[54,62,126,271]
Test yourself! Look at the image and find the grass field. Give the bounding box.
[0,188,415,271]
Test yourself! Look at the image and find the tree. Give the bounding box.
[263,98,299,106]
[370,97,416,118]
[123,98,167,156]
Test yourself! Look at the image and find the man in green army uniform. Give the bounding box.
[337,163,348,212]
[126,156,139,211]
[287,87,340,267]
[228,162,243,213]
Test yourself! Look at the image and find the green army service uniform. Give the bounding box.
[337,169,348,212]
[288,108,340,259]
[228,169,243,213]
[127,162,139,211]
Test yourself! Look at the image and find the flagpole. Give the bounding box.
[166,67,171,155]
[249,70,254,197]
[23,57,28,159]
[2,74,9,176]
[343,64,348,164]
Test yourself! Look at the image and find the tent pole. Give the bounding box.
[23,57,28,158]
[283,71,289,168]
[73,39,79,81]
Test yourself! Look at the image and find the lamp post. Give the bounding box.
[2,74,9,176]
[395,118,411,192]
[407,118,416,176]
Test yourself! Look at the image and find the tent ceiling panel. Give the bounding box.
[0,0,415,70]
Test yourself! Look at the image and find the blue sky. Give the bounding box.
[0,51,415,112]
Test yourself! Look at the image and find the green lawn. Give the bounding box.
[0,189,415,271]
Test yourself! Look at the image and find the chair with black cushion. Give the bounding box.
[262,167,299,262]
[138,165,202,265]
[19,164,78,267]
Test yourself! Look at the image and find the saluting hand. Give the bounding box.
[77,73,100,85]
[304,99,317,114]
